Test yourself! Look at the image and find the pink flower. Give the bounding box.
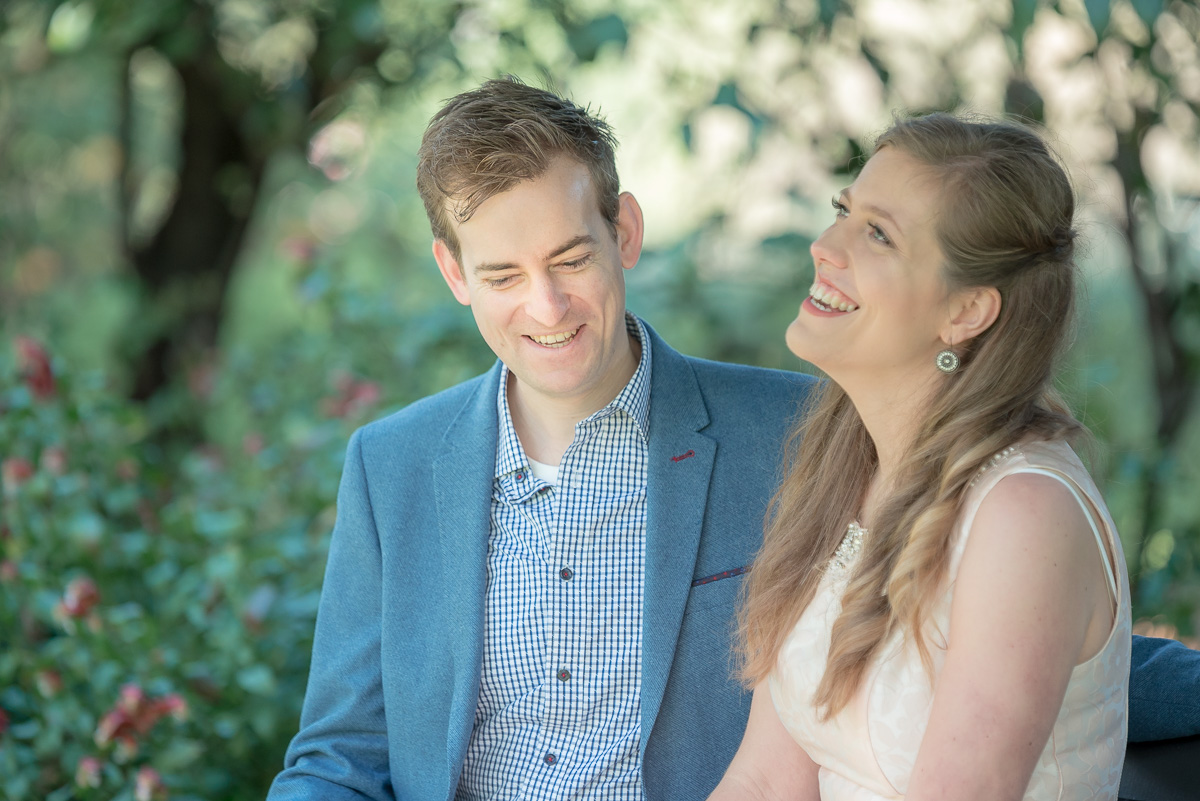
[15,336,55,400]
[75,756,102,788]
[40,445,67,475]
[134,766,166,801]
[0,706,8,736]
[95,685,187,753]
[118,683,146,714]
[152,693,189,722]
[2,457,35,491]
[0,560,17,583]
[321,371,382,419]
[63,576,100,617]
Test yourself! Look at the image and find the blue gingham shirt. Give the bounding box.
[455,314,651,801]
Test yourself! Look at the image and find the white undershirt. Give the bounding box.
[526,456,559,485]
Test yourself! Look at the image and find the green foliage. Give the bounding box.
[0,341,338,799]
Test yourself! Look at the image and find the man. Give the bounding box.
[267,78,814,800]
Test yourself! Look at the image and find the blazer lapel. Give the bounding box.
[639,329,715,754]
[431,361,503,798]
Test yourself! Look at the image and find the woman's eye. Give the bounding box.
[831,197,848,218]
[869,225,892,246]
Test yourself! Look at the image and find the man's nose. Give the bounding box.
[526,274,570,326]
[810,225,848,270]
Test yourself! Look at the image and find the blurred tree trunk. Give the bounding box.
[124,49,263,403]
[1113,112,1200,598]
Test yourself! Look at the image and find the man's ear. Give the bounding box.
[615,192,644,271]
[942,285,1001,346]
[433,239,471,306]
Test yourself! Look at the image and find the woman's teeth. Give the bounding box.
[808,282,859,312]
[529,330,577,347]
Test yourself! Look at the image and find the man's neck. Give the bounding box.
[507,333,640,465]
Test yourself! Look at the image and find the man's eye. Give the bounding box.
[560,255,591,270]
[486,276,516,288]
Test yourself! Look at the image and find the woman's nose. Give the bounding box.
[810,225,848,270]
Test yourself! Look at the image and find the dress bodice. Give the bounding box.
[768,440,1131,800]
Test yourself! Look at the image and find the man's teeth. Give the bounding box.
[808,282,858,312]
[529,330,577,347]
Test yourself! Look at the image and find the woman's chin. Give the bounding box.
[785,318,822,365]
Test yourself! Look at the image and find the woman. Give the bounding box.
[711,114,1130,800]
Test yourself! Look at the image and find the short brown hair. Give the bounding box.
[416,77,620,262]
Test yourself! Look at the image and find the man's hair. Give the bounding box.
[416,77,620,262]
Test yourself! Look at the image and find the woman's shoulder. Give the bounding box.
[951,438,1108,575]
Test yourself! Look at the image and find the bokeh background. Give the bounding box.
[2,0,1198,797]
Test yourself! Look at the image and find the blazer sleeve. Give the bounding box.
[267,428,394,800]
[1128,634,1200,742]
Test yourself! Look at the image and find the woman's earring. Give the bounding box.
[935,349,961,373]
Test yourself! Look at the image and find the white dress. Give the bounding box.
[769,441,1131,800]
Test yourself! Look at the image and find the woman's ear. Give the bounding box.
[943,286,1001,346]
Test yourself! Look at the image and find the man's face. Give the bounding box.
[434,157,644,413]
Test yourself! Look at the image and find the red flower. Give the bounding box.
[321,371,381,419]
[63,576,100,617]
[15,336,55,400]
[152,693,189,722]
[94,685,187,753]
[40,445,67,475]
[135,766,166,801]
[0,706,8,737]
[2,457,35,491]
[75,756,102,788]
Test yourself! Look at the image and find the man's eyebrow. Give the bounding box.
[546,234,595,260]
[472,234,596,274]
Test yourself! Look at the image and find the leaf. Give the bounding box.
[1130,0,1163,27]
[565,14,629,63]
[818,0,840,27]
[236,664,277,695]
[1083,0,1111,36]
[1010,0,1038,42]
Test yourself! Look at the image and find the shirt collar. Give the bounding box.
[494,312,653,480]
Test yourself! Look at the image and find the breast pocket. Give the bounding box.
[685,569,746,616]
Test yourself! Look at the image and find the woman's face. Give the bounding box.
[786,146,956,389]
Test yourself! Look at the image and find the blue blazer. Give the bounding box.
[268,325,816,801]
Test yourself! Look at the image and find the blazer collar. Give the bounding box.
[431,360,503,798]
[639,325,716,754]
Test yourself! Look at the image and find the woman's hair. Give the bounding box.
[737,112,1084,718]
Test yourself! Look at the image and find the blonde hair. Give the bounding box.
[738,113,1084,718]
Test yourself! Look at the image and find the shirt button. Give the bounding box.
[516,472,525,481]
[559,567,573,581]
[544,753,557,765]
[557,668,571,682]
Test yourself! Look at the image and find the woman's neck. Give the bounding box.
[840,370,942,521]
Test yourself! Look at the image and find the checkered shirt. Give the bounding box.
[455,314,652,801]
